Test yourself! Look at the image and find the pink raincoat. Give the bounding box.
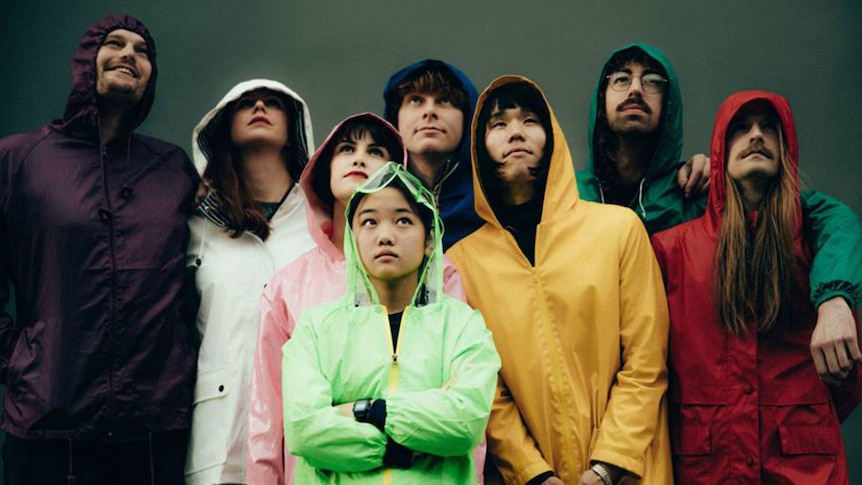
[246,113,472,484]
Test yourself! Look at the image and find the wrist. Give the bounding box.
[352,398,373,423]
[590,462,619,485]
[819,295,851,313]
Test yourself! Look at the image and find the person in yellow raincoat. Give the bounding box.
[446,76,671,485]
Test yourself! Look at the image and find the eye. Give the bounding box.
[524,116,539,125]
[360,218,377,227]
[368,147,387,158]
[265,97,284,109]
[396,216,415,225]
[237,98,255,109]
[610,72,630,87]
[641,74,666,90]
[489,120,506,129]
[762,120,778,133]
[408,95,423,105]
[103,39,122,47]
[337,143,355,153]
[438,96,452,105]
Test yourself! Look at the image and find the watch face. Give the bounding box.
[353,399,371,421]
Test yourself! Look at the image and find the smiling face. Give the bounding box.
[95,29,152,105]
[397,91,464,162]
[329,131,393,206]
[726,100,782,184]
[229,88,290,150]
[484,102,547,185]
[352,187,431,288]
[604,61,664,136]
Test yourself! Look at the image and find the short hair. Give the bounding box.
[385,67,469,126]
[475,82,554,208]
[311,117,403,211]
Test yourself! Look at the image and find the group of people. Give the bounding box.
[1,13,861,485]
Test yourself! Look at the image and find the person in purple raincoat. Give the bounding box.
[0,14,198,484]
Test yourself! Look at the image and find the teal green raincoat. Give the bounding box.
[282,163,500,484]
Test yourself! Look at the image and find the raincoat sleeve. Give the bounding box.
[385,310,500,457]
[0,144,18,384]
[282,312,388,472]
[247,282,292,484]
[801,190,862,308]
[591,216,669,478]
[486,375,554,484]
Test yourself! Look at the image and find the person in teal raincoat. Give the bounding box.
[282,163,500,484]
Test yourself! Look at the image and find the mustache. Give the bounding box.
[617,98,652,114]
[740,141,775,159]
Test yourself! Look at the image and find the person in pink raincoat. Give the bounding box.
[246,112,470,484]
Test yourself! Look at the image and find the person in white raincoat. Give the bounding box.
[185,79,315,484]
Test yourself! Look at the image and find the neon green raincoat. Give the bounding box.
[282,163,500,484]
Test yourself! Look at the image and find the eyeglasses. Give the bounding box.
[606,71,668,95]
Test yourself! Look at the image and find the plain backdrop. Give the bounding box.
[2,0,861,483]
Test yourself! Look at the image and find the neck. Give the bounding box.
[736,179,768,212]
[502,180,537,206]
[241,149,292,202]
[408,152,451,187]
[98,105,133,144]
[372,276,418,314]
[609,134,655,185]
[332,201,347,254]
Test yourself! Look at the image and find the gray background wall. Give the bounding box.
[1,0,860,481]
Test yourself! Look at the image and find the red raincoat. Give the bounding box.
[651,91,860,484]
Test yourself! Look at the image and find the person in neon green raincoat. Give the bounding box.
[282,162,500,484]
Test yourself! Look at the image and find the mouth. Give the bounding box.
[344,170,368,179]
[249,116,271,126]
[504,147,532,157]
[618,101,651,114]
[741,145,774,159]
[417,126,444,134]
[375,250,397,260]
[109,65,138,78]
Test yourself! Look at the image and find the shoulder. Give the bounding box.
[133,133,198,179]
[0,125,57,161]
[651,218,702,254]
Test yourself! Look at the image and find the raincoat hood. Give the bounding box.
[343,162,443,308]
[60,14,158,139]
[298,113,406,261]
[705,90,801,234]
[584,42,683,185]
[471,75,579,228]
[191,79,314,182]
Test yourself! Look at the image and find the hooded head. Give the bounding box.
[586,43,683,185]
[709,91,805,335]
[344,163,442,308]
[383,59,479,173]
[61,14,158,138]
[298,113,406,259]
[471,76,578,228]
[191,79,314,240]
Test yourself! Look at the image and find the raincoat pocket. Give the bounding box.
[778,425,839,455]
[186,366,234,473]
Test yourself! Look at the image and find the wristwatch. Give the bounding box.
[590,463,613,485]
[353,398,373,423]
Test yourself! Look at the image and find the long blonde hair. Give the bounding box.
[713,127,800,335]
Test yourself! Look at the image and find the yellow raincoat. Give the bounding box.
[446,76,672,484]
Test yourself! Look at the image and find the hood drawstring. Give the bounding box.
[66,437,76,484]
[636,178,647,218]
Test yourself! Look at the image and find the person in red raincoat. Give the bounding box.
[651,91,861,484]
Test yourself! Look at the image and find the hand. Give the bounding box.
[335,402,354,417]
[676,154,710,198]
[811,297,862,386]
[577,469,604,485]
[541,477,566,485]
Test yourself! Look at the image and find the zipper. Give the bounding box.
[381,305,410,485]
[533,269,577,480]
[99,144,118,430]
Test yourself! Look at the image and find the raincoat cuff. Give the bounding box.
[589,449,641,479]
[513,462,554,485]
[525,471,554,485]
[812,281,859,310]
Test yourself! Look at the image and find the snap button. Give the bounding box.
[98,208,111,221]
[120,185,133,199]
[746,456,754,466]
[218,385,224,393]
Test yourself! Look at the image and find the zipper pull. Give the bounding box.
[392,354,398,364]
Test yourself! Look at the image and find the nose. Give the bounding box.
[118,43,137,62]
[377,224,394,245]
[352,157,366,167]
[421,99,437,118]
[749,122,765,140]
[627,76,644,97]
[253,99,266,111]
[507,121,525,141]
